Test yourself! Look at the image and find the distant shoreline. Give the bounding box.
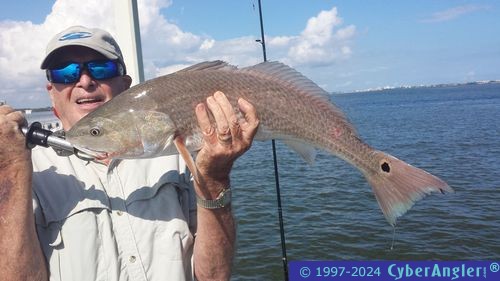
[16,106,52,113]
[340,80,500,94]
[14,80,500,110]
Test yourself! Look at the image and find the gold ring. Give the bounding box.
[217,133,232,144]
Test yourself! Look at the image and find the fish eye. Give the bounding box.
[89,127,101,137]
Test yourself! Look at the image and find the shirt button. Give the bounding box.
[116,211,123,216]
[129,255,136,263]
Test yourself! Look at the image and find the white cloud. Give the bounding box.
[155,63,190,77]
[302,8,342,45]
[200,39,215,50]
[268,36,294,47]
[0,0,116,108]
[286,7,355,66]
[0,1,355,108]
[334,25,356,41]
[421,4,490,23]
[138,0,201,51]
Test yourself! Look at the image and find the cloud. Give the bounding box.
[0,0,355,108]
[421,4,490,23]
[0,0,116,108]
[286,7,356,66]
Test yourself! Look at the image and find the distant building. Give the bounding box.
[0,100,5,106]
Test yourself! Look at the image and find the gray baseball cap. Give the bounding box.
[41,25,126,72]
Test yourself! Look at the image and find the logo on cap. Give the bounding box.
[59,32,92,41]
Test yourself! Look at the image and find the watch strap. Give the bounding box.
[196,187,231,209]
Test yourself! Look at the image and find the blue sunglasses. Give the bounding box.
[46,60,125,84]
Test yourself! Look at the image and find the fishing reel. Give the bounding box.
[21,122,95,161]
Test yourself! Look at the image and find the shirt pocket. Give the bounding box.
[36,198,111,281]
[125,182,194,261]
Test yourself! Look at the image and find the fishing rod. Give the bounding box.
[255,1,289,280]
[21,122,95,161]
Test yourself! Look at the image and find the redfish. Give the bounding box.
[67,61,453,225]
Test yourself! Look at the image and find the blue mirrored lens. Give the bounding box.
[88,61,119,80]
[48,60,121,84]
[50,63,80,84]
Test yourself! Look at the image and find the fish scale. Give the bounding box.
[67,60,453,226]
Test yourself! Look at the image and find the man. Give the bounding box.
[0,26,259,281]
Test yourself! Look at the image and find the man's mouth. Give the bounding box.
[76,97,104,104]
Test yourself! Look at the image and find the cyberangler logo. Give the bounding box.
[59,32,92,41]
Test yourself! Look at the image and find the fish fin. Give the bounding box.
[174,136,199,184]
[283,140,317,165]
[242,61,330,99]
[254,125,317,164]
[365,151,454,226]
[241,61,357,134]
[177,61,237,73]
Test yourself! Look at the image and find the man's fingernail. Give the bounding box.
[238,98,250,107]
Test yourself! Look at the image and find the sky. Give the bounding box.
[1,0,499,108]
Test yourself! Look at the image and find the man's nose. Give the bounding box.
[76,69,96,88]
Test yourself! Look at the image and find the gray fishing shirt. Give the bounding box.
[31,146,197,281]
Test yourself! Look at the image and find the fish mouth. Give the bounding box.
[74,146,109,160]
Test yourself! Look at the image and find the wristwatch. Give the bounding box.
[196,188,232,209]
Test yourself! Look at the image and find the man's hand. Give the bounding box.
[192,91,258,280]
[194,91,259,197]
[0,105,31,170]
[0,107,48,281]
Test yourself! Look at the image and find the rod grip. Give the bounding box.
[25,122,52,149]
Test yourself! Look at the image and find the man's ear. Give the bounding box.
[46,83,59,118]
[122,75,133,90]
[46,82,56,103]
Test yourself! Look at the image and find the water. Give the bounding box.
[25,110,61,130]
[25,110,57,124]
[230,83,500,280]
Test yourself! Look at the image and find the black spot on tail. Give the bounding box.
[381,162,391,173]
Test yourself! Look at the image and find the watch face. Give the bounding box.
[221,189,231,207]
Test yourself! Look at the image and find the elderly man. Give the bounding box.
[0,25,259,281]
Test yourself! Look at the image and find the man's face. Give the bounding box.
[46,46,132,130]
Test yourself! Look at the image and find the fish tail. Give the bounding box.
[365,151,453,226]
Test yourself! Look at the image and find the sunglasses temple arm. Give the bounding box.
[21,122,95,161]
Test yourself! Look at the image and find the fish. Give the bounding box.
[66,60,453,226]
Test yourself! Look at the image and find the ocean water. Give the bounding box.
[25,110,61,130]
[230,83,500,280]
[25,110,57,123]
